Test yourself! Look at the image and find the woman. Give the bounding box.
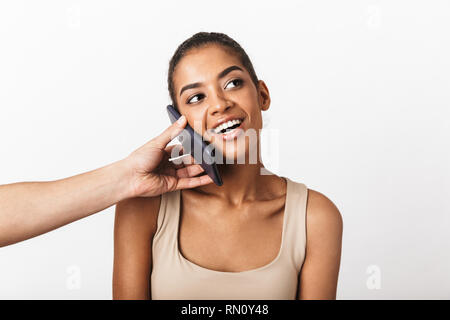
[113,32,343,300]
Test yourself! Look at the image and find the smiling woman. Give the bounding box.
[112,32,343,300]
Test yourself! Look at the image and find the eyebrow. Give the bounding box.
[179,65,244,97]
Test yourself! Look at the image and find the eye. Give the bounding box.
[225,78,243,89]
[187,93,205,104]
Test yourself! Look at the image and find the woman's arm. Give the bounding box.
[113,196,161,300]
[297,189,343,300]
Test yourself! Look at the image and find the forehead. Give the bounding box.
[173,45,244,91]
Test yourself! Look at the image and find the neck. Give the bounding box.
[194,159,283,206]
[191,137,286,205]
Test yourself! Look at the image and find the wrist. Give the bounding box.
[111,157,137,201]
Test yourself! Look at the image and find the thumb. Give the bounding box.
[152,115,187,149]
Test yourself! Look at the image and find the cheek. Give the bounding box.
[243,95,263,128]
[238,86,257,102]
[186,110,205,131]
[252,112,264,130]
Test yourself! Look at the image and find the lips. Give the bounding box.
[214,119,244,134]
[208,117,245,141]
[210,115,245,131]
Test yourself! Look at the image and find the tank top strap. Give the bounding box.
[153,189,180,253]
[282,177,308,271]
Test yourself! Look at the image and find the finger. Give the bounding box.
[164,144,184,156]
[180,153,195,165]
[165,144,191,162]
[159,159,200,177]
[174,174,214,190]
[176,164,205,178]
[159,155,199,178]
[165,144,185,167]
[152,115,187,149]
[170,154,196,169]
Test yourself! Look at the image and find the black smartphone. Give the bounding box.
[166,105,223,186]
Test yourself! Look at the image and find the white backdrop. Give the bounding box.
[0,0,449,299]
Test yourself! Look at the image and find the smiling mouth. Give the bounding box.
[210,118,245,135]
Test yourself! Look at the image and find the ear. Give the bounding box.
[257,80,271,111]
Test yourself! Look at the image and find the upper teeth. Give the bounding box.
[213,119,242,134]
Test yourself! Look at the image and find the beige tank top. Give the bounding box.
[151,177,308,300]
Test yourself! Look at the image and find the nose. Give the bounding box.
[208,92,232,117]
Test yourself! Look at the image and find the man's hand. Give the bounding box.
[0,115,214,247]
[124,115,213,198]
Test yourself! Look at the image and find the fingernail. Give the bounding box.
[177,115,186,124]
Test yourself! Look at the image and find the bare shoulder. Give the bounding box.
[113,195,162,299]
[305,189,343,240]
[114,195,162,237]
[297,188,343,299]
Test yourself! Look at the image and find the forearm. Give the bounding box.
[0,159,133,247]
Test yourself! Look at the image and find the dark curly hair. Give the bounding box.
[167,32,259,110]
